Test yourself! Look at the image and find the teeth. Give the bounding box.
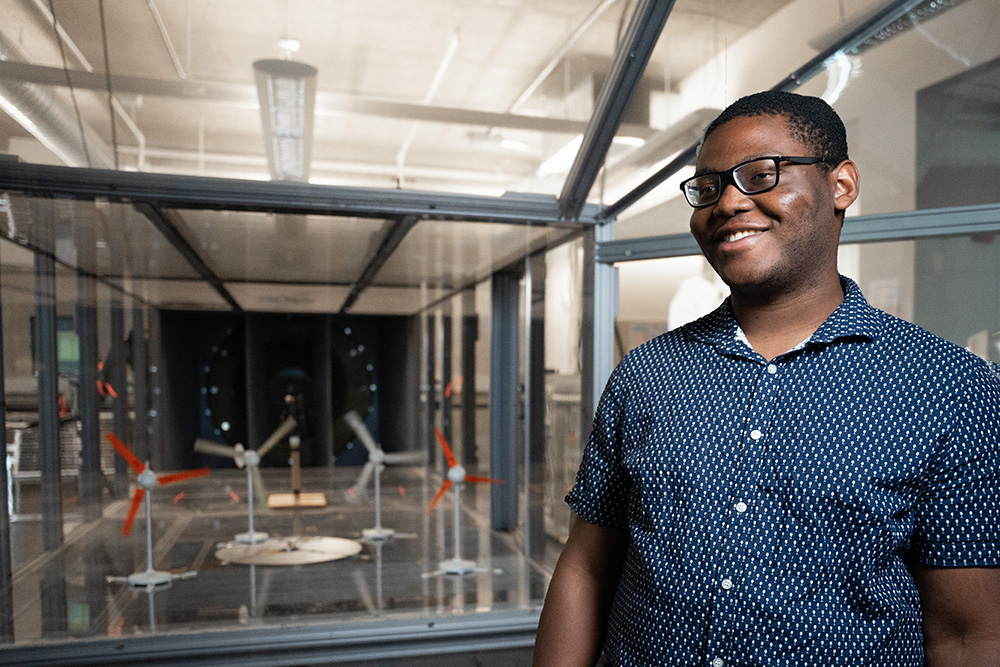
[723,230,761,243]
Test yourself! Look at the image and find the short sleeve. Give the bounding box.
[565,362,632,530]
[912,360,1000,567]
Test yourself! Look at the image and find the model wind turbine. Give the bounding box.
[343,410,422,541]
[106,433,210,589]
[424,426,503,577]
[194,414,297,544]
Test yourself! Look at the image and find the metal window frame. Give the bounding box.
[595,204,1000,263]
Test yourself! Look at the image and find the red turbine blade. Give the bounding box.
[122,489,145,536]
[107,433,145,474]
[157,467,210,485]
[433,427,457,468]
[425,479,452,515]
[464,475,505,484]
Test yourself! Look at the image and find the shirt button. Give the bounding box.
[735,501,747,513]
[721,578,733,590]
[750,429,762,441]
[767,363,777,374]
[712,659,724,667]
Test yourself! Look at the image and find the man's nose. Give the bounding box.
[714,182,753,213]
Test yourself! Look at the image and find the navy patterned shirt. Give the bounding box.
[567,277,1000,666]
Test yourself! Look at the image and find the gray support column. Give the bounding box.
[131,304,149,462]
[40,553,67,637]
[75,217,101,517]
[76,272,101,519]
[580,222,618,445]
[424,312,437,468]
[109,293,129,496]
[460,290,478,469]
[34,251,64,551]
[524,254,546,558]
[490,269,520,531]
[0,242,14,643]
[147,308,163,469]
[440,312,453,454]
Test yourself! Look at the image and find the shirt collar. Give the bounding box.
[685,275,882,356]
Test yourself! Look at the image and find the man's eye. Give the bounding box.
[748,169,776,183]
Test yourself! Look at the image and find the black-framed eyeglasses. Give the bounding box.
[680,156,827,208]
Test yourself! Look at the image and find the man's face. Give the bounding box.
[688,114,844,300]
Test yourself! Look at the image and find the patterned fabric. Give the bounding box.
[566,276,1000,666]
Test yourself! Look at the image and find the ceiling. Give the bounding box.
[0,0,791,192]
[0,0,842,315]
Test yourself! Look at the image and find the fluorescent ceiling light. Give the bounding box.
[613,136,646,148]
[253,59,317,182]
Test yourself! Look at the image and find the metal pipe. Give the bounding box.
[508,0,621,114]
[29,0,146,167]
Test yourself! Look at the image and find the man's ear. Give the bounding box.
[831,159,860,213]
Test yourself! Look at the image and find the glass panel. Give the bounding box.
[375,219,566,289]
[841,236,1000,355]
[611,0,1000,240]
[1,196,199,281]
[614,233,998,362]
[0,191,570,656]
[0,0,643,197]
[349,285,451,315]
[541,239,585,545]
[615,255,729,358]
[170,210,387,284]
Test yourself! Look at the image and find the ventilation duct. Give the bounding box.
[0,31,115,169]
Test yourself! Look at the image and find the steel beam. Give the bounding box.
[0,157,600,227]
[132,203,241,312]
[0,608,540,666]
[489,269,521,531]
[340,216,420,313]
[558,0,676,220]
[595,203,1000,264]
[580,224,618,444]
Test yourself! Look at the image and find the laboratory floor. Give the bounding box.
[2,464,558,665]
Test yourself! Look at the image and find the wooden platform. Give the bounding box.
[266,491,328,508]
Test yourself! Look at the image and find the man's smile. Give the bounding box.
[721,229,764,243]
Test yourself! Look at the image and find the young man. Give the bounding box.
[533,91,1000,666]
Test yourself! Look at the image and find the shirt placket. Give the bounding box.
[704,359,782,667]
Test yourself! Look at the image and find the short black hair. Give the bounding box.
[701,91,849,170]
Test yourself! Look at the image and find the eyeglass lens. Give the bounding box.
[683,158,779,207]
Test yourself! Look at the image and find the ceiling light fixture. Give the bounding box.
[253,58,317,182]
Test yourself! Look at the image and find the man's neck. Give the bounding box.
[730,277,845,361]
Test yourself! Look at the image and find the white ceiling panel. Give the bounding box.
[225,281,353,314]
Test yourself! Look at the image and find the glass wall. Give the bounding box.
[3,0,999,662]
[615,231,999,365]
[610,0,1000,240]
[610,0,1000,362]
[0,185,581,659]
